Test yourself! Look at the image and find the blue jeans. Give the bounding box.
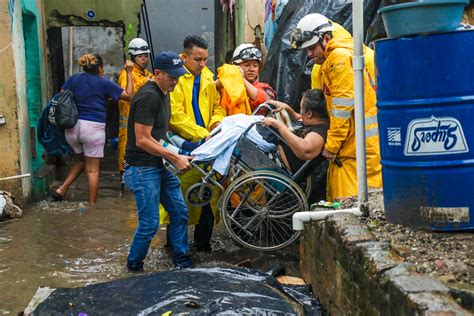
[124,165,191,269]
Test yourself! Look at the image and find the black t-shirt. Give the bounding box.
[125,81,170,167]
[282,122,329,173]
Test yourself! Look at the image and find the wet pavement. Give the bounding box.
[0,163,300,314]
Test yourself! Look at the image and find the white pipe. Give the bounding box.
[292,208,362,230]
[353,0,369,215]
[0,173,31,182]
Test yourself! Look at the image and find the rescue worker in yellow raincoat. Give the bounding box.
[309,18,376,92]
[162,35,226,252]
[117,38,153,186]
[291,13,382,200]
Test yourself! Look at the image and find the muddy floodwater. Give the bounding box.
[0,170,300,314]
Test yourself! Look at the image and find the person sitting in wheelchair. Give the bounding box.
[262,89,329,202]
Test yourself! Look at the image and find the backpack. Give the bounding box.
[37,97,75,156]
[50,90,78,129]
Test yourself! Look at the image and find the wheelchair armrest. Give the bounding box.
[240,121,288,147]
[252,103,274,116]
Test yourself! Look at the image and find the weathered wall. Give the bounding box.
[23,0,51,197]
[13,0,32,198]
[244,0,265,46]
[44,0,143,55]
[0,0,22,195]
[61,26,124,81]
[300,214,469,315]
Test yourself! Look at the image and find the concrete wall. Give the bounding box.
[0,0,23,196]
[300,214,470,315]
[44,0,143,55]
[231,0,266,56]
[243,0,265,46]
[0,0,66,202]
[61,26,124,81]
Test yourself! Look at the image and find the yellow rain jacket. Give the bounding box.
[168,66,226,141]
[217,64,251,115]
[311,22,376,92]
[161,66,226,225]
[320,38,382,200]
[117,65,153,171]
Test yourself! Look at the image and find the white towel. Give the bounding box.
[191,114,276,175]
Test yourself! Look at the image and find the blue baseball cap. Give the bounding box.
[154,50,188,78]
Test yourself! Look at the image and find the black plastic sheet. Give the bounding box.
[261,0,385,108]
[30,267,324,315]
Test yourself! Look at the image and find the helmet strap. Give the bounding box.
[318,34,330,51]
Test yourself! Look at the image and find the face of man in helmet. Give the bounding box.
[305,41,325,65]
[133,53,149,69]
[305,34,331,65]
[182,46,208,77]
[239,60,259,82]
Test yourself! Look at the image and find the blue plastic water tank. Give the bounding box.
[375,30,474,231]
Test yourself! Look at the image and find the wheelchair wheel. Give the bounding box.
[185,182,213,207]
[220,170,308,251]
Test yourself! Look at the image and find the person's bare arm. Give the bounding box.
[119,60,135,101]
[237,65,259,100]
[263,118,324,160]
[134,123,191,172]
[242,77,258,100]
[267,100,302,121]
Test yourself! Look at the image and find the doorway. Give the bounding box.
[47,26,125,145]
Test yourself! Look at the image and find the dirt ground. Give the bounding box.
[341,190,473,289]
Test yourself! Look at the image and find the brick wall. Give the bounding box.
[300,214,469,315]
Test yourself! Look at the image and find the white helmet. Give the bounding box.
[291,13,334,49]
[232,43,262,64]
[128,38,150,56]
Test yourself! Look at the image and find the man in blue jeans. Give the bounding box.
[123,51,193,271]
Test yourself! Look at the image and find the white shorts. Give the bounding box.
[65,119,106,158]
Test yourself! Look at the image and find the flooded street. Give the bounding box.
[0,166,300,314]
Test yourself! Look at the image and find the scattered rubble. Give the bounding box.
[0,191,23,220]
[341,190,473,288]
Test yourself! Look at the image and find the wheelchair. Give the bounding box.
[168,104,322,251]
